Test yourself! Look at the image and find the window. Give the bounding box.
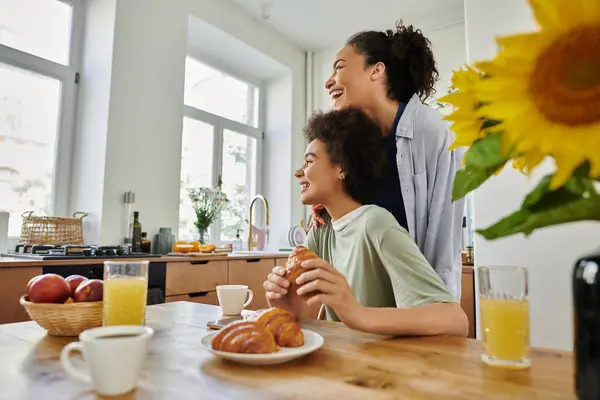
[0,0,81,238]
[179,57,262,244]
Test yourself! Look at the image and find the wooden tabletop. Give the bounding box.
[0,302,574,399]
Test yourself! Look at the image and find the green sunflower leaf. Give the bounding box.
[464,132,507,168]
[452,165,502,202]
[477,194,600,240]
[452,132,510,201]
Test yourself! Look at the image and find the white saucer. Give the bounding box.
[200,329,324,365]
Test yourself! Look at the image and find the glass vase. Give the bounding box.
[197,227,208,245]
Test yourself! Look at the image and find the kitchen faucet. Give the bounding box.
[247,195,269,250]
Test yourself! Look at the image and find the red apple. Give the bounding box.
[65,275,87,295]
[74,279,103,302]
[27,274,71,303]
[26,275,42,293]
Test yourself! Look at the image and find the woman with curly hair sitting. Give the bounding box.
[263,108,468,337]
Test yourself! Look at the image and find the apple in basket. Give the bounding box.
[65,274,87,296]
[73,279,103,302]
[27,274,72,304]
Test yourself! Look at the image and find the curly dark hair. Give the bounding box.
[346,20,439,102]
[303,108,384,204]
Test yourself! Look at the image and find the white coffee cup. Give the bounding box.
[216,284,254,315]
[60,325,154,397]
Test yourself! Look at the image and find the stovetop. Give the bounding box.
[1,244,162,260]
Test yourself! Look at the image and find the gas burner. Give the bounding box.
[5,244,161,260]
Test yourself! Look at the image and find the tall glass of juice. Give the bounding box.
[103,261,148,326]
[478,266,530,369]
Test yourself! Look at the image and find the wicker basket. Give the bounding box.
[20,296,103,336]
[19,211,88,245]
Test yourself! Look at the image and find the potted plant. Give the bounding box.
[187,186,229,244]
[440,0,599,397]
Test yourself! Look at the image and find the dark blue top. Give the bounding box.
[366,103,409,232]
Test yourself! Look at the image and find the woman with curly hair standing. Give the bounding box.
[301,21,465,300]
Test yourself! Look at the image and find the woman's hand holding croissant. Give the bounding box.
[295,259,365,328]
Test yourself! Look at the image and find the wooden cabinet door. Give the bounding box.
[0,267,42,324]
[165,260,228,296]
[228,258,275,311]
[166,291,219,306]
[461,268,476,338]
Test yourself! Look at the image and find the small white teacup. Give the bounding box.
[216,284,254,315]
[60,325,154,397]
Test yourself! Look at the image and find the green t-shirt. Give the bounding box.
[305,205,457,322]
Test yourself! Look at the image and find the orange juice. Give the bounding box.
[480,297,530,367]
[103,277,148,326]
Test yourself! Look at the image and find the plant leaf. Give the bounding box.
[477,195,600,240]
[452,163,507,201]
[464,132,508,168]
[452,132,511,201]
[522,173,597,210]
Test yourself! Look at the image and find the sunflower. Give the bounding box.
[438,66,489,149]
[475,0,600,189]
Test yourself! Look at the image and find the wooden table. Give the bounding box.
[0,302,574,399]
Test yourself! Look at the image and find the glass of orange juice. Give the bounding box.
[103,261,148,326]
[478,266,530,369]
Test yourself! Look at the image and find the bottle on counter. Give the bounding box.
[131,211,142,253]
[141,232,151,254]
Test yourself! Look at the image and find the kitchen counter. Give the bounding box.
[0,254,476,273]
[0,252,292,268]
[0,302,574,399]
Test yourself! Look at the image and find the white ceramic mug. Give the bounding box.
[216,285,254,315]
[60,325,154,397]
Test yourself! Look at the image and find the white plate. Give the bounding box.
[200,329,324,365]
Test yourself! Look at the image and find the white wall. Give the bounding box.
[71,0,306,246]
[69,0,116,245]
[465,0,600,350]
[427,22,467,100]
[264,74,293,248]
[311,22,467,113]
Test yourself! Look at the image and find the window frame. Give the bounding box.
[0,0,83,243]
[181,69,264,244]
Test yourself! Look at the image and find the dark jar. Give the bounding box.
[573,250,600,399]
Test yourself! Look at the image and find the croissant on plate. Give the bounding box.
[285,246,321,300]
[255,307,304,347]
[211,320,279,354]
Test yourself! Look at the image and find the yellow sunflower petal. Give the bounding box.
[530,0,600,30]
[551,153,588,189]
[529,0,565,29]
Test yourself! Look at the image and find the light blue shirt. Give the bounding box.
[394,94,465,300]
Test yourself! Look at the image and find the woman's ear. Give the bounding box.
[370,62,386,82]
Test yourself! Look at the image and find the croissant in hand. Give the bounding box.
[285,246,320,300]
[255,307,304,347]
[211,320,279,354]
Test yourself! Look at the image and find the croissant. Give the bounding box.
[285,246,321,300]
[255,307,304,347]
[211,320,279,354]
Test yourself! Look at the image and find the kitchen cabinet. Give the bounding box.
[0,267,42,324]
[166,291,219,306]
[165,260,228,296]
[228,258,275,311]
[461,267,476,338]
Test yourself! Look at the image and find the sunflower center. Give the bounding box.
[530,25,600,126]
